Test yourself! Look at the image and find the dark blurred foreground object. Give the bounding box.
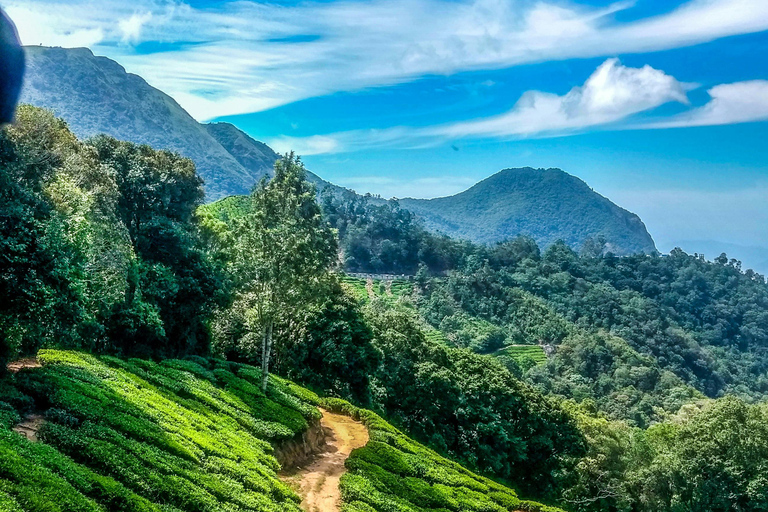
[0,8,24,123]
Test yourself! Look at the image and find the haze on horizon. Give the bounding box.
[7,0,768,262]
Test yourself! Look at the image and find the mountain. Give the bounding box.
[203,121,338,193]
[20,46,276,199]
[399,167,657,254]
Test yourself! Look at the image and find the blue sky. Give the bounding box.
[6,0,768,257]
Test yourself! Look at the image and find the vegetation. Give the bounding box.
[0,350,311,511]
[560,397,768,512]
[4,106,768,512]
[0,105,224,371]
[322,399,565,512]
[358,301,585,498]
[212,152,337,390]
[0,350,563,512]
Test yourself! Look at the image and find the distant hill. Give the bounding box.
[20,46,276,199]
[400,167,657,254]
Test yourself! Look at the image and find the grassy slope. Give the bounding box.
[340,276,550,369]
[0,351,562,512]
[497,346,547,366]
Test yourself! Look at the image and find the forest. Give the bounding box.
[2,106,768,512]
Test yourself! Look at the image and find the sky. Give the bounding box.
[6,0,768,258]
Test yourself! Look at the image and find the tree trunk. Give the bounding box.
[261,320,273,393]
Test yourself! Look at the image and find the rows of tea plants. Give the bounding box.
[319,399,564,512]
[1,350,562,512]
[497,345,547,366]
[1,350,316,512]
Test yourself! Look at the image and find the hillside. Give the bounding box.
[204,122,337,193]
[0,350,560,512]
[400,167,656,254]
[20,46,274,199]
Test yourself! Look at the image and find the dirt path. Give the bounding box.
[7,357,46,442]
[12,415,45,442]
[365,278,375,300]
[7,357,41,373]
[281,410,369,512]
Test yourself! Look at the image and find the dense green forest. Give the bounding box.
[3,107,768,512]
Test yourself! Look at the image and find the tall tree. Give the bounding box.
[230,152,337,391]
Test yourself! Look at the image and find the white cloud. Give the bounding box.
[119,12,153,44]
[433,58,689,138]
[645,80,768,128]
[6,4,105,47]
[7,0,768,120]
[273,59,690,154]
[268,135,341,156]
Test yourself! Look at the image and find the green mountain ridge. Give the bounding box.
[399,167,656,255]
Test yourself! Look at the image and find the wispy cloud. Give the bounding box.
[268,135,341,156]
[644,80,768,128]
[7,0,768,120]
[270,59,692,154]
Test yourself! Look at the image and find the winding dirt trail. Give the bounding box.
[7,357,46,442]
[281,410,369,512]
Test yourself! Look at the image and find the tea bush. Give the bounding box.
[0,351,564,511]
[321,398,565,512]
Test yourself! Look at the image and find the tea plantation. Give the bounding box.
[0,351,561,512]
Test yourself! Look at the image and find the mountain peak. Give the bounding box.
[400,167,656,254]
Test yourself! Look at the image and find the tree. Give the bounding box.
[229,152,337,391]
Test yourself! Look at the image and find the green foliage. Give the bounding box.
[322,398,565,512]
[213,152,338,390]
[361,302,586,498]
[414,241,768,427]
[559,397,768,512]
[1,350,315,511]
[0,350,559,512]
[320,190,473,274]
[273,280,380,406]
[0,106,224,363]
